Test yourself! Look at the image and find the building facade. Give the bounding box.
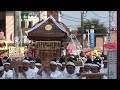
[0,11,62,57]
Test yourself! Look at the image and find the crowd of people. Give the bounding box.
[0,51,108,79]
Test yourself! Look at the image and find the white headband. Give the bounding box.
[57,63,62,67]
[22,60,30,63]
[66,62,75,67]
[50,61,57,65]
[62,62,66,64]
[35,63,42,66]
[3,62,10,65]
[84,63,92,66]
[92,64,99,67]
[30,60,35,63]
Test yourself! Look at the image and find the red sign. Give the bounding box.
[9,53,24,57]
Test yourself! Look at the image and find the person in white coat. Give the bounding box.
[36,61,64,79]
[29,60,39,73]
[49,61,64,79]
[100,60,108,73]
[16,59,36,79]
[64,61,79,79]
[100,60,108,78]
[57,62,62,71]
[61,62,67,74]
[2,58,13,79]
[35,63,42,69]
[61,45,66,57]
[91,64,107,79]
[36,65,51,79]
[0,58,4,79]
[84,63,92,73]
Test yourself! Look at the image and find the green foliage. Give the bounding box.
[77,18,108,34]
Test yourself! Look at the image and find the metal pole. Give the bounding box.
[108,11,112,79]
[14,11,19,48]
[81,11,84,50]
[88,30,90,49]
[18,11,22,47]
[108,11,112,44]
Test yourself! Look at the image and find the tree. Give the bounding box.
[77,19,108,34]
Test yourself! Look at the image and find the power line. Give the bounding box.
[111,18,117,25]
[61,16,81,22]
[67,26,79,28]
[111,12,117,25]
[91,11,108,18]
[61,13,81,20]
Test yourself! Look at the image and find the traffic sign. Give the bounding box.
[21,13,28,19]
[108,35,111,44]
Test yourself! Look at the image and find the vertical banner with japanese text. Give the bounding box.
[90,29,94,49]
[108,50,117,79]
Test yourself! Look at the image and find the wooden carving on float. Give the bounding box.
[27,16,69,65]
[27,16,69,41]
[79,73,107,79]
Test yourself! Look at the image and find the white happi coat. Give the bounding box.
[41,71,51,79]
[17,68,36,79]
[100,67,108,79]
[64,72,79,79]
[75,66,80,73]
[100,67,108,73]
[33,66,39,73]
[61,68,67,76]
[50,70,64,79]
[0,76,4,79]
[35,70,51,79]
[36,70,64,79]
[2,70,14,79]
[61,49,66,56]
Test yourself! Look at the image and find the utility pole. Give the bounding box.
[81,11,84,50]
[108,11,112,79]
[18,11,22,47]
[108,11,112,44]
[14,11,19,48]
[14,11,21,57]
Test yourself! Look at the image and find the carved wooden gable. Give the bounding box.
[27,16,69,41]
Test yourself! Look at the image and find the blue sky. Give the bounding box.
[61,11,117,30]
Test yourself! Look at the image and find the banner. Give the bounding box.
[107,50,117,79]
[9,46,25,57]
[90,29,94,49]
